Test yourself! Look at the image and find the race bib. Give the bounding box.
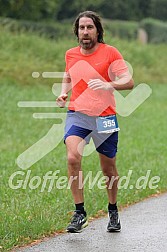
[96,115,120,133]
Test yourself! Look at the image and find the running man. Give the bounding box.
[56,11,134,233]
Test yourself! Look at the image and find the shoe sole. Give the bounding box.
[107,228,121,232]
[66,220,88,233]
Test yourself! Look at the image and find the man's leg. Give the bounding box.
[65,135,85,204]
[99,153,121,232]
[93,131,119,208]
[65,135,88,232]
[99,154,119,204]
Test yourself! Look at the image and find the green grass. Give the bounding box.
[0,28,166,86]
[0,29,167,251]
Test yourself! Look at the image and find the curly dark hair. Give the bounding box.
[73,11,104,43]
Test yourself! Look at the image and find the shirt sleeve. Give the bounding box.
[109,47,129,77]
[64,51,71,78]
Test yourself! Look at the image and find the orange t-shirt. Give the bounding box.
[65,43,128,116]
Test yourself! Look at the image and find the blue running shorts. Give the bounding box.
[64,111,119,158]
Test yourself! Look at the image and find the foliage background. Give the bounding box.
[0,0,166,21]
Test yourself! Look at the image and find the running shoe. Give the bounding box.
[107,210,121,232]
[66,210,88,233]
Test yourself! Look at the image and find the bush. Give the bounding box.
[103,19,138,40]
[140,18,167,43]
[0,17,73,39]
[0,17,139,42]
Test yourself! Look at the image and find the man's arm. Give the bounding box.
[88,73,134,91]
[56,73,71,107]
[111,72,134,90]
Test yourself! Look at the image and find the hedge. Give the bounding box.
[0,17,73,39]
[140,18,167,43]
[102,19,138,40]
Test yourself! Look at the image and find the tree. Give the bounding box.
[149,0,167,21]
[56,0,104,20]
[0,0,166,21]
[0,0,60,21]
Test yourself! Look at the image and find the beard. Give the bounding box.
[79,37,97,50]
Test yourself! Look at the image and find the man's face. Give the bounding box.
[78,17,98,50]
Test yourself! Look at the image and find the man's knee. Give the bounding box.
[67,153,81,167]
[101,158,118,177]
[103,167,118,177]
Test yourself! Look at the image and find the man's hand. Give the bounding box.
[56,93,68,108]
[88,79,113,91]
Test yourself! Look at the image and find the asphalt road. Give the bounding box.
[16,193,167,252]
